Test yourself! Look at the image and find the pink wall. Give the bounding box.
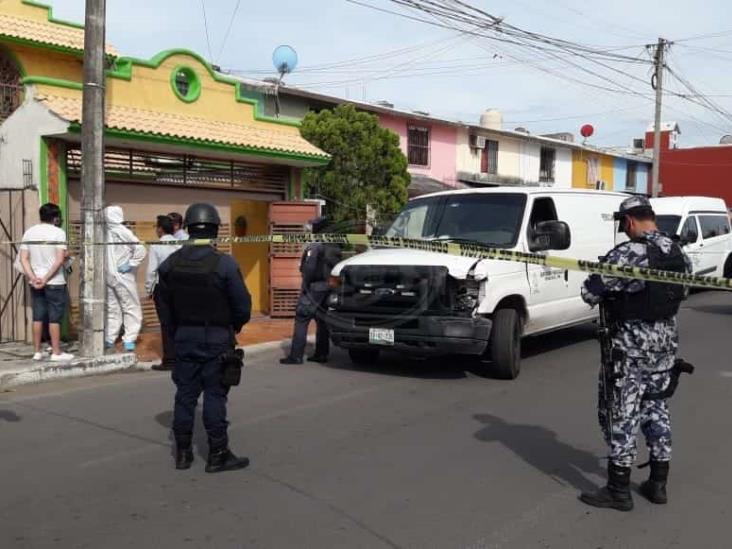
[378,113,459,186]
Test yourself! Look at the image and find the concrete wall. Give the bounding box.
[0,91,67,190]
[378,113,458,186]
[455,129,524,182]
[660,145,732,202]
[572,150,616,190]
[636,163,649,194]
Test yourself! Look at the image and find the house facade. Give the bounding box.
[0,0,328,341]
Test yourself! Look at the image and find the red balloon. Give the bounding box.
[580,124,594,138]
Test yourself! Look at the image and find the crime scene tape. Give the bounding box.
[6,232,732,291]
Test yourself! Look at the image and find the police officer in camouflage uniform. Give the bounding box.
[579,196,691,511]
[280,217,342,365]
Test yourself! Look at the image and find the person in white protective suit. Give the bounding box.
[104,206,147,352]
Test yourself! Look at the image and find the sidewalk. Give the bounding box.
[0,316,306,391]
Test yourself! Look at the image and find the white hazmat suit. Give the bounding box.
[104,206,146,347]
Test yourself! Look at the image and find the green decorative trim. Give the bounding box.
[108,48,302,128]
[58,141,68,229]
[170,65,201,103]
[67,123,330,165]
[39,137,48,203]
[22,1,84,30]
[22,75,82,90]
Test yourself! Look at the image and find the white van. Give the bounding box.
[327,188,626,379]
[652,196,732,278]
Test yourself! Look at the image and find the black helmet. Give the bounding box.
[184,203,221,228]
[309,216,328,234]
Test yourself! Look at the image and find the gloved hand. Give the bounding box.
[584,274,605,295]
[118,262,132,274]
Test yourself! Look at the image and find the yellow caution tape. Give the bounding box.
[5,233,732,291]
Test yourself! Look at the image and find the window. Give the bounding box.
[385,193,527,247]
[170,66,201,103]
[480,139,499,175]
[679,217,698,244]
[0,49,23,123]
[699,215,731,240]
[539,147,556,183]
[626,161,638,191]
[586,156,599,186]
[407,125,430,166]
[657,215,682,237]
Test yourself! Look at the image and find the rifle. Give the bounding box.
[597,301,622,441]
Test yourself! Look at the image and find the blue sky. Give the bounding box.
[48,0,732,147]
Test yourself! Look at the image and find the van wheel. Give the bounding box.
[490,308,522,379]
[348,348,380,365]
[724,255,732,279]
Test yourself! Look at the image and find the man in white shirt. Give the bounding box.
[169,211,188,241]
[19,203,74,362]
[146,215,181,371]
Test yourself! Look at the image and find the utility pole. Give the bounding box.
[651,37,668,198]
[80,0,106,357]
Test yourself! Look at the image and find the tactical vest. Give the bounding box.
[167,248,232,327]
[607,238,686,322]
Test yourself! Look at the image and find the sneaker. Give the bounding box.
[50,352,74,362]
[32,352,45,361]
[123,342,136,352]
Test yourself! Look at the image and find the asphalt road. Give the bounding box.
[2,291,731,549]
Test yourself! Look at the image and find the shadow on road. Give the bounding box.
[322,351,470,380]
[690,304,732,315]
[522,324,597,359]
[155,410,209,460]
[0,409,21,422]
[473,413,602,492]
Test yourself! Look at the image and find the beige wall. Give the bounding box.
[455,128,523,179]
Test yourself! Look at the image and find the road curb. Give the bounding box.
[135,336,313,371]
[0,353,139,391]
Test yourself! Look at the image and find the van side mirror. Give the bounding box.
[529,220,571,252]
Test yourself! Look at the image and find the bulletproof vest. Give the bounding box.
[167,248,232,327]
[607,239,686,322]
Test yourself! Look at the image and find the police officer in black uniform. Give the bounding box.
[280,217,341,365]
[157,203,252,472]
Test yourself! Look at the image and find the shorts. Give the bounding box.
[31,285,68,324]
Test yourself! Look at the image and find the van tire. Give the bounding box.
[490,308,521,379]
[349,348,380,365]
[724,255,732,279]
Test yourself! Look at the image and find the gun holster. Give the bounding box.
[643,358,694,401]
[220,348,245,387]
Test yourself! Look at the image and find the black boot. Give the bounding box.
[205,443,250,473]
[639,460,669,504]
[307,354,328,363]
[580,462,634,511]
[175,442,194,470]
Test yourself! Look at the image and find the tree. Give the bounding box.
[300,104,410,228]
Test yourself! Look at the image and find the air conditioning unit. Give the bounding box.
[632,138,645,150]
[470,135,487,149]
[595,180,606,190]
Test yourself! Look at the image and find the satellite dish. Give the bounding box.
[720,135,732,145]
[272,45,298,75]
[270,45,298,119]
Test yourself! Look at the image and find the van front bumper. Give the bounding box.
[327,311,492,356]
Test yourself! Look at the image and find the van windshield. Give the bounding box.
[656,215,681,236]
[384,193,527,248]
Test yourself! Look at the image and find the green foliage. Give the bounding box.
[300,104,410,227]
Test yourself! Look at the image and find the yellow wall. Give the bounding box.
[231,200,270,314]
[10,44,82,81]
[572,150,615,190]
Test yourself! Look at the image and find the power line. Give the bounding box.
[216,0,242,63]
[199,0,214,62]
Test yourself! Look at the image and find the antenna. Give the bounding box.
[271,45,298,117]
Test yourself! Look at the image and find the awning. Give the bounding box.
[408,174,466,197]
[37,93,329,165]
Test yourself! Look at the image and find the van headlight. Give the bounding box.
[452,280,480,313]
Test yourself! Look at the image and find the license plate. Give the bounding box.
[369,328,395,346]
